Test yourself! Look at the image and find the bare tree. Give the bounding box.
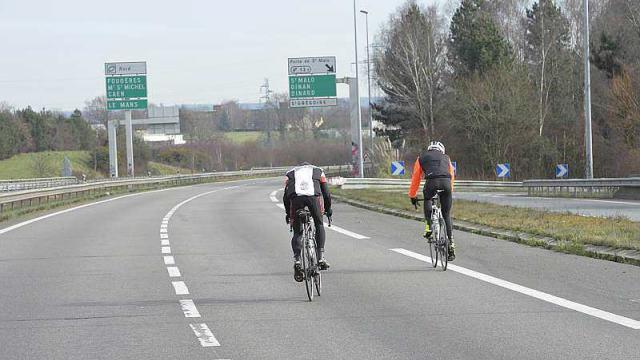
[374,1,447,138]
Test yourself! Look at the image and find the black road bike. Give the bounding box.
[415,194,449,271]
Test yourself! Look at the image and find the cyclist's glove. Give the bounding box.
[325,208,333,218]
[410,197,419,206]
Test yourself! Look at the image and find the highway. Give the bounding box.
[0,178,638,360]
[455,191,640,221]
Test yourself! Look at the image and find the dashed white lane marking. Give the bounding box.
[161,223,168,229]
[160,228,168,233]
[172,281,189,295]
[164,256,175,265]
[161,239,170,246]
[189,323,221,347]
[180,299,201,318]
[391,248,640,330]
[271,188,370,240]
[160,233,169,239]
[161,246,171,254]
[167,266,182,277]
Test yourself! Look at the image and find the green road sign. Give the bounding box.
[289,74,336,98]
[105,75,147,99]
[107,99,148,111]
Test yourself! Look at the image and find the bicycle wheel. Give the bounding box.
[439,222,448,271]
[429,222,438,267]
[312,239,322,296]
[302,231,314,301]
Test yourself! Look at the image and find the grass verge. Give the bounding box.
[332,188,640,252]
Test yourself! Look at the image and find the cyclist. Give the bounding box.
[408,141,456,261]
[283,162,332,282]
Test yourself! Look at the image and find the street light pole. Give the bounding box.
[583,0,594,179]
[360,9,374,161]
[353,0,364,178]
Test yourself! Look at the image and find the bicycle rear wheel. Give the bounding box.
[302,233,314,301]
[439,222,448,271]
[428,223,437,268]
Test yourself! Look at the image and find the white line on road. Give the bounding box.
[270,190,279,202]
[179,299,201,318]
[160,233,169,239]
[391,248,640,330]
[164,256,175,265]
[189,323,221,347]
[0,188,176,236]
[167,266,182,277]
[172,281,189,295]
[324,222,370,239]
[160,228,167,233]
[161,239,170,246]
[161,246,171,254]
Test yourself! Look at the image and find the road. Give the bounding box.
[0,178,638,359]
[455,191,640,221]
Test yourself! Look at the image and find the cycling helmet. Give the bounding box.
[427,141,445,154]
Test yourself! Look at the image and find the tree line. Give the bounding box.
[0,106,95,161]
[374,0,640,179]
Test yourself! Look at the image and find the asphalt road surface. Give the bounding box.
[455,191,640,221]
[1,178,638,360]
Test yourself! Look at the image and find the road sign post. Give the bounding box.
[391,161,405,176]
[105,61,147,177]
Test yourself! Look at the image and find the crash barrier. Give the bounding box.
[0,165,352,213]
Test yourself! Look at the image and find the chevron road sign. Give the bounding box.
[556,164,569,178]
[496,163,510,178]
[391,161,405,176]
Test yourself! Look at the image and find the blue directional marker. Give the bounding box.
[496,163,510,178]
[391,161,405,176]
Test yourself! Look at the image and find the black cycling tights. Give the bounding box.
[423,177,453,240]
[289,195,326,257]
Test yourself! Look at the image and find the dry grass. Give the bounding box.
[332,188,640,251]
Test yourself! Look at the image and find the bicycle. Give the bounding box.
[414,194,449,271]
[293,209,331,301]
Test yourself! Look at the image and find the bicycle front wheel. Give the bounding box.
[439,222,448,271]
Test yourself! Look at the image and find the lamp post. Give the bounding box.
[360,9,374,162]
[353,0,364,177]
[583,0,593,179]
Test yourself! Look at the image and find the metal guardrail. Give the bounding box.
[0,177,78,192]
[523,178,640,198]
[338,178,523,190]
[0,165,352,213]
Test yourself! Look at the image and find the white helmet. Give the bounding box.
[427,141,445,154]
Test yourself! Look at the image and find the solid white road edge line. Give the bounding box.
[324,222,370,239]
[271,189,370,240]
[269,190,278,203]
[0,188,175,236]
[167,266,181,277]
[172,281,189,295]
[189,323,221,347]
[391,248,640,330]
[179,299,201,318]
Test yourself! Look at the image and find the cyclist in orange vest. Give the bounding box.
[408,141,456,261]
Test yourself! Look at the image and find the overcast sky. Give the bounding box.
[0,0,447,110]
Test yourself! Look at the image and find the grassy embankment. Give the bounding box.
[332,188,640,252]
